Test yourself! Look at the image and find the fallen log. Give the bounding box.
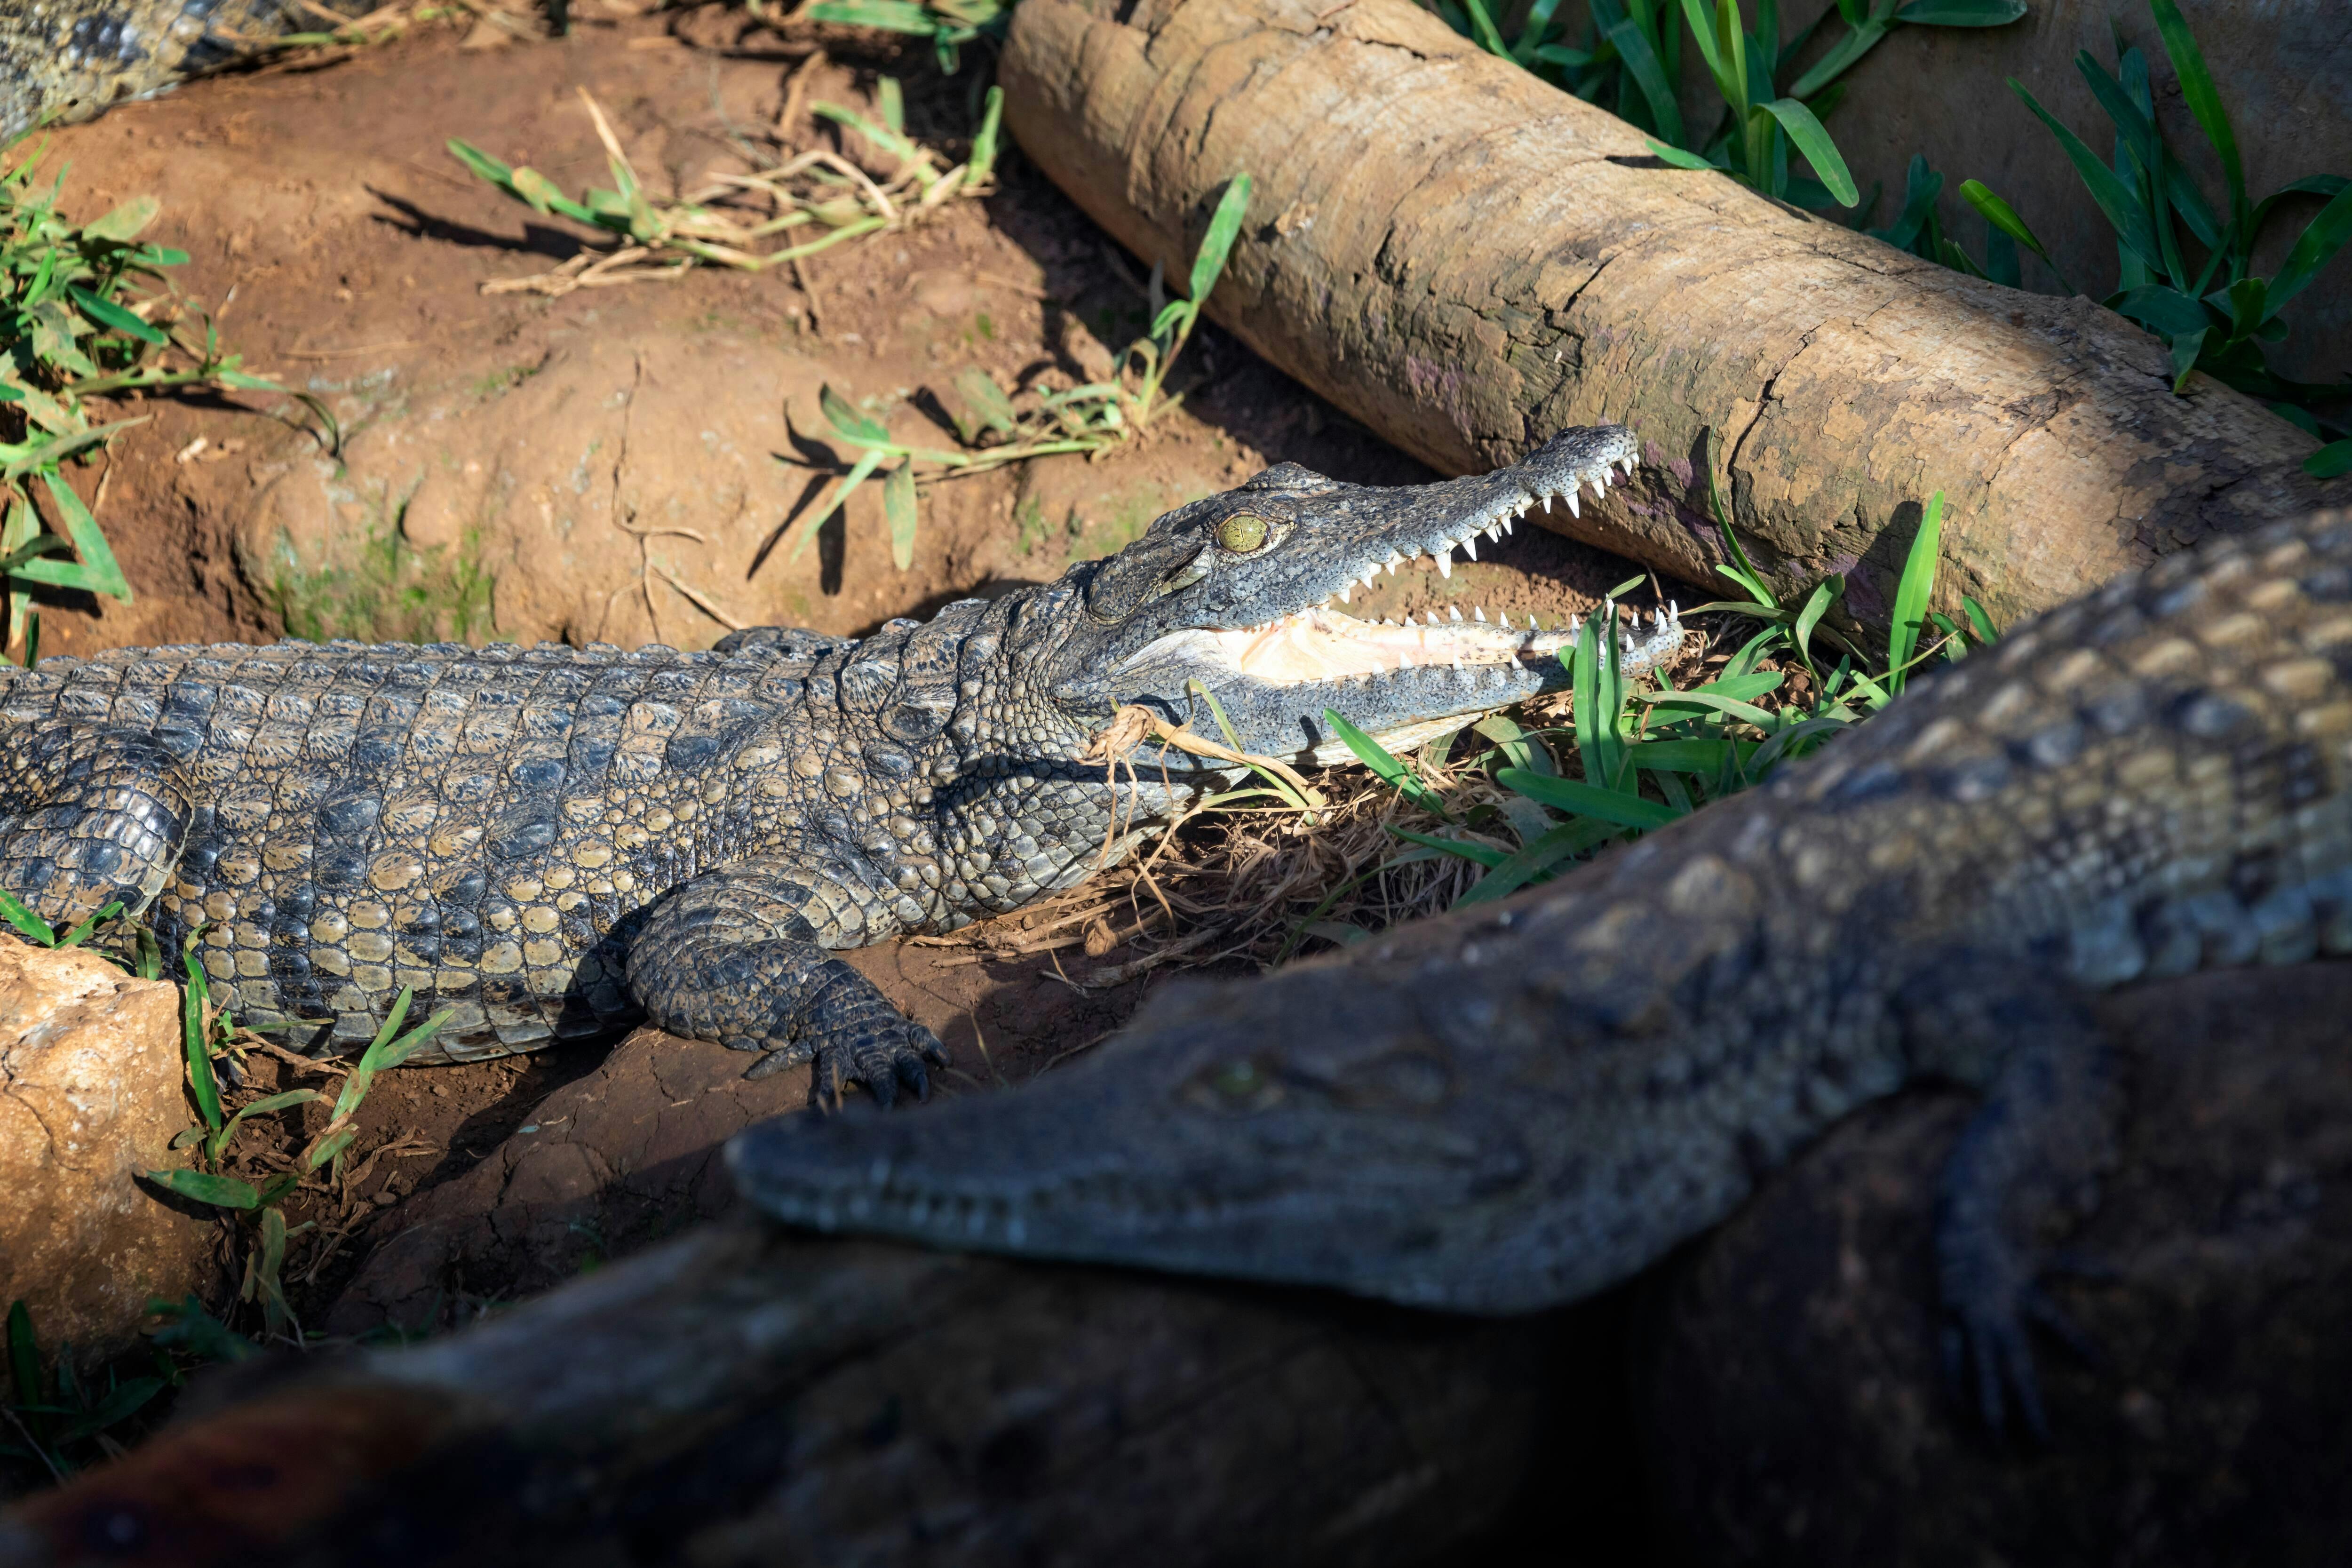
[0,1230,1612,1567]
[1000,0,2344,633]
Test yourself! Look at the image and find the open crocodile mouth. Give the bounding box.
[1120,441,1685,687]
[1159,601,1682,684]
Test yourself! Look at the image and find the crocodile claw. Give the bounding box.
[794,1022,949,1111]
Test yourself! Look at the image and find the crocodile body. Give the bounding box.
[0,428,1668,1098]
[0,1,371,146]
[736,506,2352,1429]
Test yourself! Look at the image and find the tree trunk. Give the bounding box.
[1001,0,2344,634]
[2,1229,1612,1566]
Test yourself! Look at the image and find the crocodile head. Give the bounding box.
[1036,425,1680,766]
[727,950,1590,1313]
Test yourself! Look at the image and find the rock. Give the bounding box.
[0,941,215,1359]
[1636,962,2352,1567]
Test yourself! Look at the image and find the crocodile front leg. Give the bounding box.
[626,862,947,1107]
[1899,950,2122,1439]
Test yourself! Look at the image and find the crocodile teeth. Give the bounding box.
[1436,550,1452,578]
[1338,585,1351,604]
[1472,605,1486,622]
[1385,550,1405,568]
[1564,488,1581,517]
[1485,523,1503,542]
[1362,568,1379,589]
[1402,613,1416,627]
[1448,606,1463,621]
[1461,535,1477,561]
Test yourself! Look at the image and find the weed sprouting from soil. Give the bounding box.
[791,174,1254,570]
[0,133,332,665]
[450,80,1005,297]
[1953,0,2351,469]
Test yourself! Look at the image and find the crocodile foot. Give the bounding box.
[745,1011,949,1111]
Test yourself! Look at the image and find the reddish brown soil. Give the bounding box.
[22,8,1654,1335]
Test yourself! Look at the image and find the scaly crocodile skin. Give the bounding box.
[735,507,2352,1430]
[0,428,1668,1101]
[0,2,369,145]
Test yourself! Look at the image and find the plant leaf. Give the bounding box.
[2146,0,2245,241]
[818,384,890,444]
[1757,98,1858,207]
[2304,438,2352,480]
[1885,489,1946,690]
[0,888,55,946]
[1893,0,2023,21]
[2006,79,2164,276]
[1187,174,1254,305]
[2264,183,2352,320]
[81,194,159,242]
[1496,770,1686,830]
[39,470,132,603]
[1323,707,1448,817]
[1607,20,1684,146]
[143,1169,261,1210]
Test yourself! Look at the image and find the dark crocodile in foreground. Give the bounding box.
[0,428,1672,1099]
[735,505,2352,1431]
[0,1,372,147]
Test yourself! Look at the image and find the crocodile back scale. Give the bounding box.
[0,429,1661,1100]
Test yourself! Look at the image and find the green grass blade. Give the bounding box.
[1958,179,2073,293]
[1388,827,1509,869]
[1885,489,1945,692]
[1496,770,1686,830]
[1786,20,1886,101]
[64,285,167,346]
[143,1169,260,1210]
[56,900,123,948]
[1893,0,2023,21]
[2007,79,2166,276]
[967,86,1005,188]
[1608,20,1684,145]
[787,448,886,566]
[1757,99,1857,206]
[38,470,131,603]
[1645,140,1723,173]
[1459,0,1511,55]
[1324,707,1447,817]
[2263,184,2352,320]
[819,384,890,444]
[2146,0,2245,243]
[1637,687,1779,726]
[0,888,56,945]
[1570,608,1628,792]
[1454,817,1621,905]
[80,195,159,243]
[1187,174,1254,305]
[179,939,222,1132]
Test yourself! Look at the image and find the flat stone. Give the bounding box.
[0,939,215,1359]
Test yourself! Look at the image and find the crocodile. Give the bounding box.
[732,504,2352,1433]
[0,427,1677,1102]
[0,1,373,147]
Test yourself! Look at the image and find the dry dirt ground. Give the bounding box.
[20,8,1658,1345]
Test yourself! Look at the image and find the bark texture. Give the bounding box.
[1001,0,2346,633]
[0,1228,1603,1567]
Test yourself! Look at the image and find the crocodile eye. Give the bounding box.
[1216,513,1270,553]
[1191,1057,1284,1113]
